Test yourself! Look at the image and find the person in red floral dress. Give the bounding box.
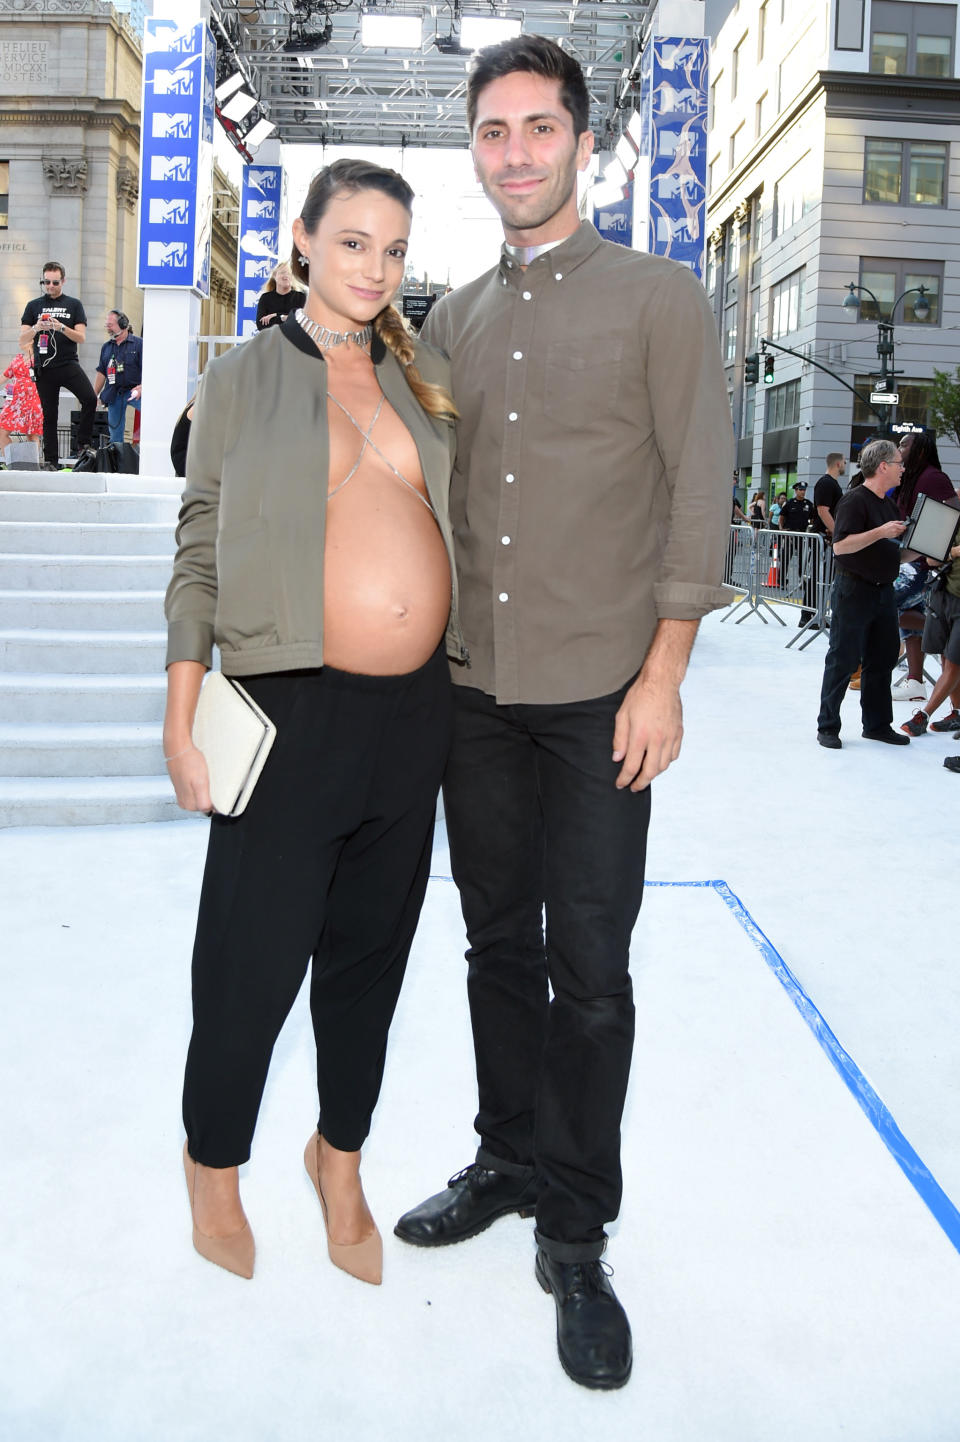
[0,340,44,467]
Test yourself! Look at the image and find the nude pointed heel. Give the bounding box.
[303,1131,382,1286]
[183,1142,255,1280]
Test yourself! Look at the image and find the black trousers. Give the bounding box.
[443,680,651,1262]
[817,571,898,735]
[182,649,452,1167]
[34,360,96,464]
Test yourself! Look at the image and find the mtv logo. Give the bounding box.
[154,67,195,96]
[246,198,276,219]
[243,289,262,310]
[150,155,192,184]
[148,241,188,269]
[245,230,277,253]
[153,112,192,140]
[244,257,272,278]
[248,168,279,191]
[168,28,200,55]
[598,210,628,232]
[149,197,190,225]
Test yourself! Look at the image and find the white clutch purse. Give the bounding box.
[192,672,277,817]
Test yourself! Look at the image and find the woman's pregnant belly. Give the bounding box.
[322,465,451,675]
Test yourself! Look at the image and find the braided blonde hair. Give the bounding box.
[292,159,457,423]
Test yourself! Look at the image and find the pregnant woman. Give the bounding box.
[163,159,463,1283]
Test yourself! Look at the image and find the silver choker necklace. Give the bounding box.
[503,236,566,266]
[295,308,372,350]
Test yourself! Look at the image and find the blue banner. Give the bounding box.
[236,165,284,337]
[639,37,709,277]
[138,17,215,294]
[594,180,633,248]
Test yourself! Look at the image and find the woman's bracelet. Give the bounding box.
[164,744,197,764]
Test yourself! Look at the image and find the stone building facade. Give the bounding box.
[0,0,237,440]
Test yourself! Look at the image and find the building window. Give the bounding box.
[724,301,739,363]
[772,152,812,237]
[706,245,717,294]
[743,387,756,437]
[710,74,722,129]
[730,123,746,170]
[0,161,7,230]
[857,257,943,324]
[766,379,801,430]
[863,138,948,205]
[732,37,745,97]
[869,1,955,76]
[770,268,805,338]
[756,92,768,137]
[758,2,767,60]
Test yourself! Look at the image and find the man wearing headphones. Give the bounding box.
[19,260,96,470]
[93,310,143,446]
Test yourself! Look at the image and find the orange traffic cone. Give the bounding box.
[766,545,778,586]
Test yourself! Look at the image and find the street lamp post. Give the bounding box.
[841,281,930,437]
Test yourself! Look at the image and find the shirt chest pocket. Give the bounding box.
[543,337,623,429]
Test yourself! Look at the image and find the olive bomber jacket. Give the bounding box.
[164,312,467,675]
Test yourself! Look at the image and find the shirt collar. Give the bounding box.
[280,308,385,364]
[498,219,603,281]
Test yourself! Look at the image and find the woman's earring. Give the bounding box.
[297,254,307,269]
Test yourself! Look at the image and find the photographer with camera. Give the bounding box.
[93,310,143,445]
[19,261,96,470]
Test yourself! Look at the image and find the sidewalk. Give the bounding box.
[2,610,958,1441]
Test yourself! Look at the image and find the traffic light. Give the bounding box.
[763,352,776,384]
[744,352,760,385]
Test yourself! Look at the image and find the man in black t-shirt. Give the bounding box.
[811,453,846,540]
[19,260,97,468]
[817,438,908,748]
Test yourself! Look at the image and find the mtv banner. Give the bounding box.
[138,17,215,294]
[638,37,708,277]
[594,180,633,249]
[236,165,284,337]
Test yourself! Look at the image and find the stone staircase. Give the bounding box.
[0,469,183,826]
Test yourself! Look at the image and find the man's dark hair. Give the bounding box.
[898,429,943,514]
[43,261,65,280]
[466,35,590,138]
[825,452,844,468]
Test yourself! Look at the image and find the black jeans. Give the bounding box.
[818,571,899,735]
[443,680,651,1262]
[34,360,96,464]
[182,649,452,1167]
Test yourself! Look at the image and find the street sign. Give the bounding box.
[870,391,899,405]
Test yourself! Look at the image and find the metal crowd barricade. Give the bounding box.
[722,525,832,649]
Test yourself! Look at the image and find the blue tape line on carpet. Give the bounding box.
[429,871,960,1256]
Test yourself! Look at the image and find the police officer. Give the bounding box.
[779,481,817,625]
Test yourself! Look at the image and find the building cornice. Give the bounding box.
[707,69,960,229]
[0,100,140,140]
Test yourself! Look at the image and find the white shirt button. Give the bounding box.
[512,350,523,360]
[555,272,563,281]
[499,592,509,602]
[501,535,511,545]
[505,472,515,483]
[508,411,518,421]
[522,290,532,300]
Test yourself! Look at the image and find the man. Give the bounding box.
[816,438,909,748]
[93,310,143,446]
[393,36,732,1390]
[779,479,817,624]
[19,261,96,469]
[811,453,846,540]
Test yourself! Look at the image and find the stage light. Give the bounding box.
[459,14,522,48]
[590,180,624,208]
[602,157,628,188]
[221,89,258,122]
[626,108,644,147]
[615,133,637,172]
[244,117,278,149]
[215,70,245,102]
[361,11,422,47]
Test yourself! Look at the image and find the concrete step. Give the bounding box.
[1,469,184,495]
[0,774,184,827]
[0,589,165,629]
[0,492,180,524]
[0,520,175,555]
[0,628,167,673]
[0,721,164,777]
[1,554,174,590]
[0,673,166,723]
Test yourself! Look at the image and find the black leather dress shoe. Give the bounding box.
[862,727,909,745]
[817,731,842,749]
[394,1164,537,1247]
[535,1248,632,1390]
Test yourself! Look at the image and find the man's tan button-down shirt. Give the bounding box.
[422,221,734,705]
